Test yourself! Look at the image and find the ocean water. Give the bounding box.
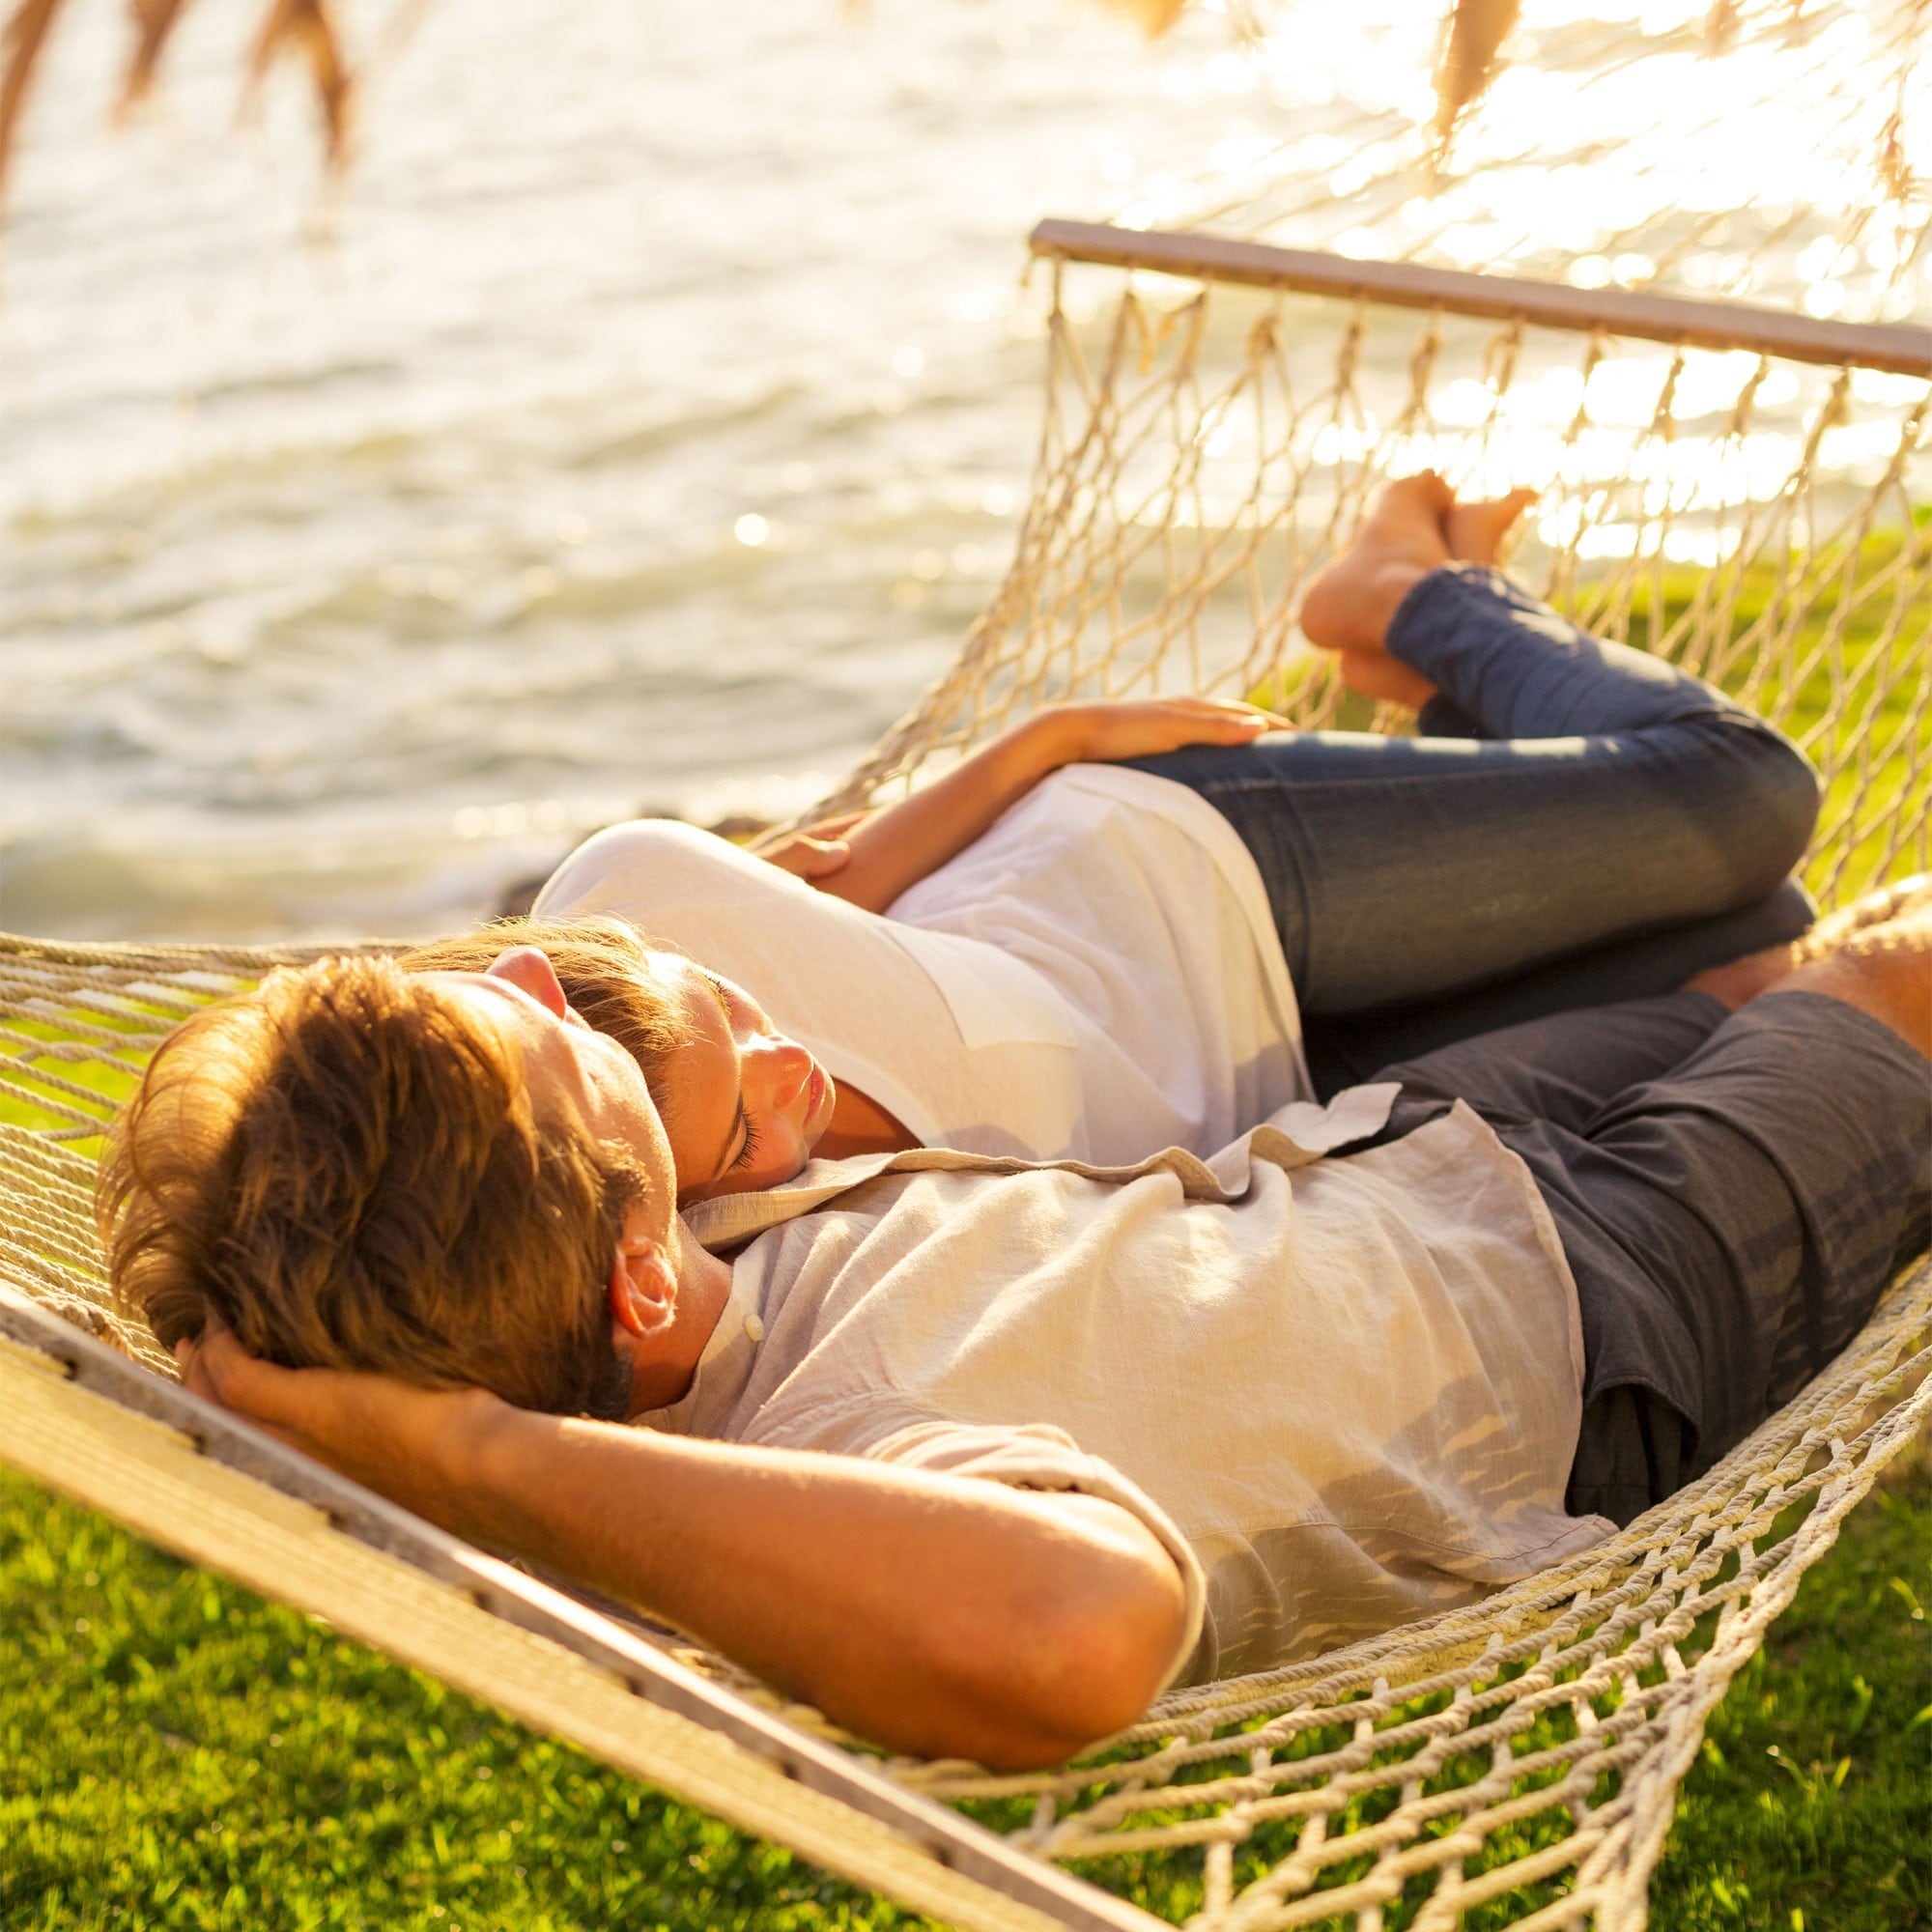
[2,0,1920,942]
[1,0,1275,940]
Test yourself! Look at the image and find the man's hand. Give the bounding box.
[178,1327,504,1541]
[750,810,868,882]
[1031,694,1288,766]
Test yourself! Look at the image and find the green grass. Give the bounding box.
[1645,1445,1932,1931]
[0,1465,936,1932]
[0,994,184,1149]
[4,1446,1926,1929]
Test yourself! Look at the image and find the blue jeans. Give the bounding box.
[1125,566,1822,1094]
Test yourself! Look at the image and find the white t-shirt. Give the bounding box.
[533,765,1309,1164]
[667,1090,1611,1685]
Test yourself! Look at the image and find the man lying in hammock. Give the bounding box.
[108,856,1930,1769]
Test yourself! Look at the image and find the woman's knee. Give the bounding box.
[1760,730,1823,867]
[1701,720,1822,893]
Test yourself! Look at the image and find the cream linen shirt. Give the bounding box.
[662,1088,1615,1689]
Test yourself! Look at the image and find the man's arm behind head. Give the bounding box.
[180,1323,1191,1770]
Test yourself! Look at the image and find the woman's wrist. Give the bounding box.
[1009,704,1090,774]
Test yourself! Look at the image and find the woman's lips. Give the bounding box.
[804,1063,833,1138]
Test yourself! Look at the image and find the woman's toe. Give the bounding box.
[1447,487,1538,565]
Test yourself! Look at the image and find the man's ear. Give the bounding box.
[606,1201,677,1348]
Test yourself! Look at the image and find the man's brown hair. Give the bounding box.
[102,953,648,1418]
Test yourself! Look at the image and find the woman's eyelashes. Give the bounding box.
[732,1112,765,1174]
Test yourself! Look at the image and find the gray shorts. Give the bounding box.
[1370,990,1932,1525]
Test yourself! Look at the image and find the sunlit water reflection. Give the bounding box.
[1,0,1922,940]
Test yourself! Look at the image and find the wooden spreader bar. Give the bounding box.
[1030,219,1932,378]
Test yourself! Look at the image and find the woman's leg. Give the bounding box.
[1129,548,1819,1013]
[1300,879,1815,1098]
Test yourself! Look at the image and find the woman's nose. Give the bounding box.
[750,1034,814,1111]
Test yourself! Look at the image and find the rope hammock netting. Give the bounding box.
[820,229,1930,918]
[817,0,1932,862]
[3,6,1930,1929]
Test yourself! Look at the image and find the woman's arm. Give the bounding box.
[754,697,1279,915]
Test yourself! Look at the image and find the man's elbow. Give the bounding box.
[982,1558,1188,1771]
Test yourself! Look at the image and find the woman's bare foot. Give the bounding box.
[1299,472,1455,657]
[1446,487,1538,567]
[1300,474,1539,712]
[1333,650,1440,710]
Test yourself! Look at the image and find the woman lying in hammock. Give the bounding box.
[406,474,1822,1208]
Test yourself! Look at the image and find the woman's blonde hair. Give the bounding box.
[102,952,653,1418]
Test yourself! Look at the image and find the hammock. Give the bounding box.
[821,225,1931,909]
[3,226,1929,1931]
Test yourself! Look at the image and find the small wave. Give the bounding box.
[0,810,612,946]
[190,358,412,408]
[572,382,810,468]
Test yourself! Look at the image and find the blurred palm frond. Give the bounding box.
[1431,0,1520,155]
[0,0,58,204]
[244,0,350,158]
[123,0,189,108]
[0,0,352,207]
[1096,0,1191,34]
